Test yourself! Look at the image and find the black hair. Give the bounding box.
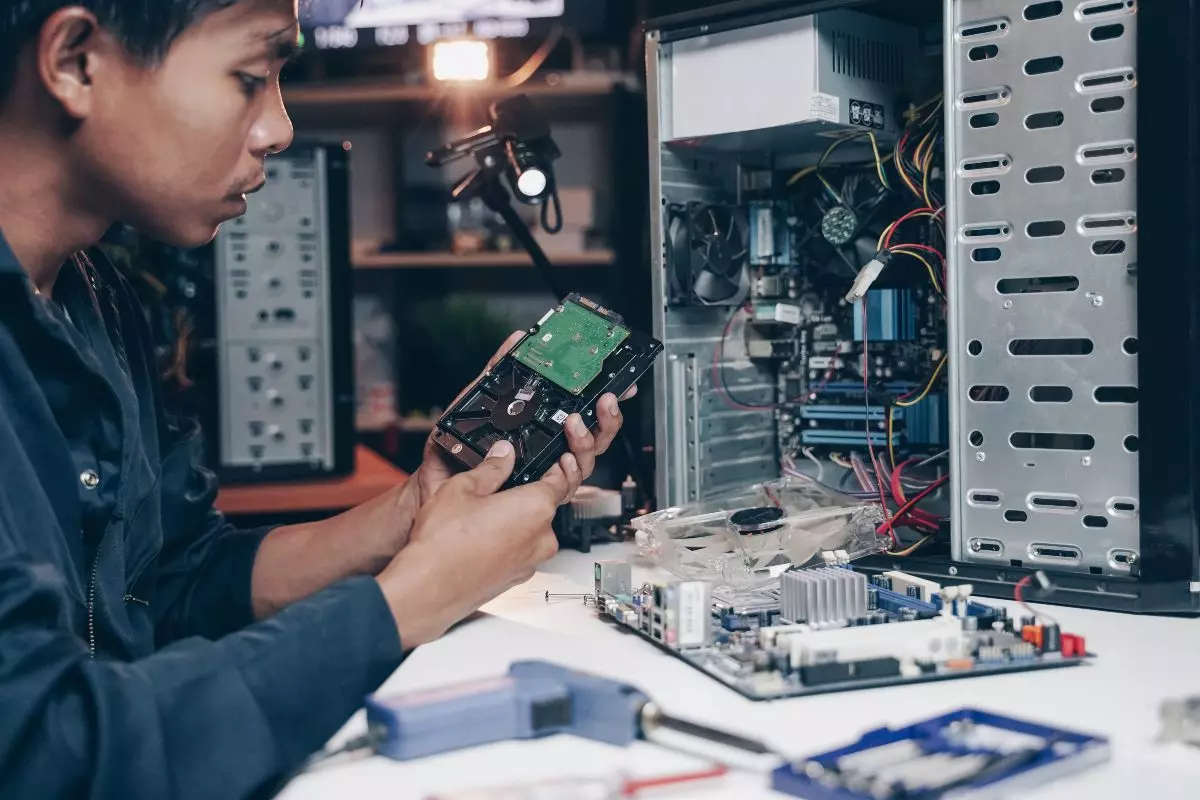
[0,1,240,99]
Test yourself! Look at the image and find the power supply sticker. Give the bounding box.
[850,99,886,130]
[809,92,840,123]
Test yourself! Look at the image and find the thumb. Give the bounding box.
[460,440,516,496]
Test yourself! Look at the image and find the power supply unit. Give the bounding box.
[658,7,919,153]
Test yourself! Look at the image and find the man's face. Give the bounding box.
[78,0,298,247]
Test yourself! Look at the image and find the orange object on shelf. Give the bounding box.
[216,445,408,516]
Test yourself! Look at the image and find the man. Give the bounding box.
[0,2,632,798]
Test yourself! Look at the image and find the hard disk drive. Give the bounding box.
[433,294,663,489]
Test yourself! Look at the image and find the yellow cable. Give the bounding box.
[830,453,853,470]
[886,406,897,470]
[865,131,891,189]
[887,535,934,557]
[905,93,944,124]
[896,356,948,408]
[787,165,818,186]
[919,132,938,207]
[818,174,841,202]
[890,248,943,296]
[817,131,891,201]
[877,209,946,251]
[898,154,923,200]
[792,141,897,188]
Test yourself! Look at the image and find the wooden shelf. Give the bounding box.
[358,418,437,434]
[216,445,407,516]
[353,249,615,270]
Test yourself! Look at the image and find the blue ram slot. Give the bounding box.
[801,431,891,446]
[852,289,918,342]
[872,586,938,616]
[800,405,889,421]
[817,381,920,396]
[903,392,947,447]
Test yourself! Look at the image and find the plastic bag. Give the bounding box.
[632,477,888,589]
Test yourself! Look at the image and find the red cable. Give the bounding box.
[885,459,939,530]
[883,208,940,249]
[621,765,729,796]
[1015,575,1033,606]
[889,242,947,285]
[710,306,774,411]
[878,475,949,538]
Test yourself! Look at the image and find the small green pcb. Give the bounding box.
[513,300,630,394]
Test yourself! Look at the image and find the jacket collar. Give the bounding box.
[0,229,22,275]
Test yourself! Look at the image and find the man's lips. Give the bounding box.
[229,177,267,200]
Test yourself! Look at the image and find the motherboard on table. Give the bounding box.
[594,559,1091,701]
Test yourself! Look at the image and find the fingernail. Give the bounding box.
[607,395,620,417]
[487,440,513,459]
[562,453,578,473]
[569,416,588,436]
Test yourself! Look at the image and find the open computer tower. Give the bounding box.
[644,0,1200,613]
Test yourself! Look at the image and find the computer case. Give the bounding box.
[644,0,1200,613]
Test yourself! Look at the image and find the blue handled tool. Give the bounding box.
[363,660,774,762]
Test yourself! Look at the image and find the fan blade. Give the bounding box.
[852,234,878,268]
[695,269,741,303]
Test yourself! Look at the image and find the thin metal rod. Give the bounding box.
[641,704,776,756]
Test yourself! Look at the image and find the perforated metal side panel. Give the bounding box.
[946,0,1139,575]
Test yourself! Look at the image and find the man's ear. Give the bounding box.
[35,8,119,120]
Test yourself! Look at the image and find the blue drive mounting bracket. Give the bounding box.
[771,708,1109,799]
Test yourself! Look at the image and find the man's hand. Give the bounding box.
[415,330,636,506]
[377,440,572,648]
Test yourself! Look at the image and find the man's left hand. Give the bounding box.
[415,330,637,506]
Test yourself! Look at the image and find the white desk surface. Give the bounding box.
[283,543,1200,800]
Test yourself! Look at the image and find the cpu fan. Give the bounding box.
[666,203,751,306]
[801,171,892,277]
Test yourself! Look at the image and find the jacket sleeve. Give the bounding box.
[153,413,276,643]
[0,519,405,800]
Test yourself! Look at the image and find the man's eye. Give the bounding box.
[236,72,269,97]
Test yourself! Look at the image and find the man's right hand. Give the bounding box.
[375,439,579,648]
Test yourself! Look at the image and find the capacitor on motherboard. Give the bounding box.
[867,587,879,611]
[899,608,919,622]
[1043,624,1062,653]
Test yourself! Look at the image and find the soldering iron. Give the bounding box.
[311,661,777,768]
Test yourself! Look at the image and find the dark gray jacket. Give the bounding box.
[0,231,404,799]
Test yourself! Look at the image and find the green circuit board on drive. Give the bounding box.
[513,299,630,394]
